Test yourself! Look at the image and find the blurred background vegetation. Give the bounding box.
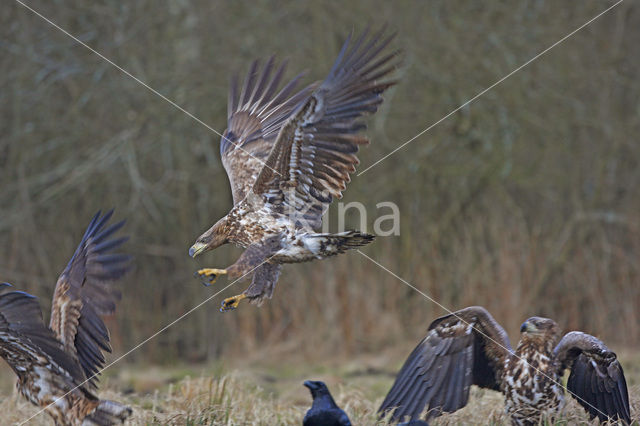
[1,0,639,376]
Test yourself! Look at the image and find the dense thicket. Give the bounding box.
[2,1,638,363]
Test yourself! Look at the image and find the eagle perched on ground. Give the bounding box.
[188,27,400,312]
[378,306,630,425]
[0,210,132,425]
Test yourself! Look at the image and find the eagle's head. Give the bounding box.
[189,217,229,257]
[520,317,561,346]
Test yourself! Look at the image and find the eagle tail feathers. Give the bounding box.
[307,231,374,257]
[332,230,375,248]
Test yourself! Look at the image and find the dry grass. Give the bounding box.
[2,350,640,425]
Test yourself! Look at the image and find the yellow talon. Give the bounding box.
[195,268,227,286]
[220,294,247,312]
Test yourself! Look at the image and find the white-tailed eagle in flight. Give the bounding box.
[0,210,132,425]
[189,27,401,312]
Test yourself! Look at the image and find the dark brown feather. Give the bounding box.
[0,283,86,383]
[252,26,401,231]
[221,58,315,204]
[49,210,130,388]
[0,284,132,425]
[555,331,631,424]
[378,306,511,423]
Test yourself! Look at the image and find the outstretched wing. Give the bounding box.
[554,331,630,424]
[0,283,87,389]
[252,27,401,230]
[221,58,314,205]
[49,210,131,388]
[378,306,512,423]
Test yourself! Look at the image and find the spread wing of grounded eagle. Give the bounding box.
[0,210,132,426]
[189,27,401,312]
[378,306,630,425]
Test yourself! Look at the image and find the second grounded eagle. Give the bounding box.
[0,210,132,425]
[189,27,400,311]
[378,306,631,425]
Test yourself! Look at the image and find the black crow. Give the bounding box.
[303,380,352,426]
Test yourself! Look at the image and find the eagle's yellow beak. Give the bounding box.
[520,321,537,333]
[189,242,208,258]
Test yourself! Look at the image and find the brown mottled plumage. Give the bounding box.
[379,307,630,425]
[189,27,401,312]
[0,210,132,425]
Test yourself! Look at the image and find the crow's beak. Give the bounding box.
[189,242,207,258]
[303,380,314,390]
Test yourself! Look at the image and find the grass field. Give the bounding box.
[3,2,639,425]
[2,348,639,425]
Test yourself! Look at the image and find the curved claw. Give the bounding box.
[220,294,247,313]
[195,268,227,287]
